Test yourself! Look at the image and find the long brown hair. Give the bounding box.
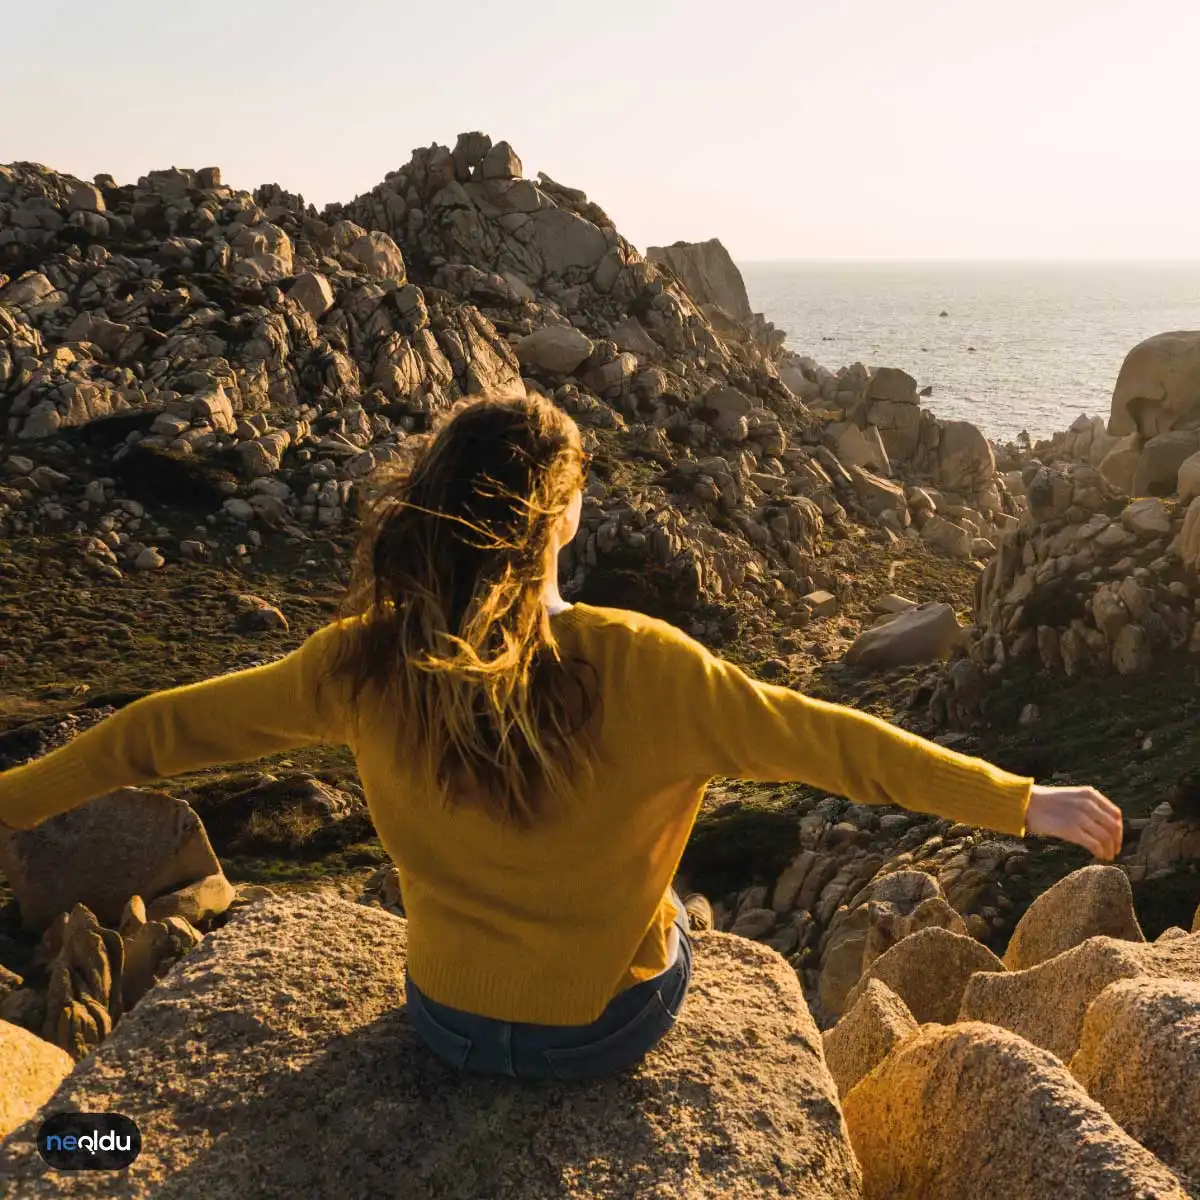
[329,391,599,823]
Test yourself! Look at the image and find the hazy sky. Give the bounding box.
[6,0,1198,260]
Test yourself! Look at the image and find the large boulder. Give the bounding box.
[844,602,966,670]
[1002,866,1145,971]
[936,420,996,492]
[513,326,594,375]
[347,231,407,283]
[0,787,233,932]
[843,1023,1191,1200]
[1109,331,1200,438]
[645,239,753,323]
[1132,430,1200,496]
[0,895,863,1199]
[1070,978,1200,1181]
[0,1020,74,1141]
[920,515,972,559]
[843,926,1005,1026]
[959,931,1200,1062]
[1179,451,1200,503]
[848,466,907,519]
[866,367,918,406]
[822,980,917,1100]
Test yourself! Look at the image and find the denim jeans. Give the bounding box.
[404,895,693,1082]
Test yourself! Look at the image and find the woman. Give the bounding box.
[0,392,1122,1081]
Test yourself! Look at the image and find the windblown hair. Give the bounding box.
[329,391,599,824]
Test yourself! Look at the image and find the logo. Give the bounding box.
[37,1113,142,1171]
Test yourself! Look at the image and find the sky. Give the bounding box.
[5,0,1199,261]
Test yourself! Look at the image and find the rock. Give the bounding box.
[133,547,164,570]
[729,907,776,939]
[0,964,21,1002]
[833,425,889,474]
[0,787,232,932]
[1113,623,1153,675]
[1099,434,1144,493]
[1070,977,1200,1180]
[1179,451,1200,503]
[1175,496,1200,572]
[822,979,917,1100]
[959,931,1200,1062]
[866,367,919,406]
[1121,497,1172,537]
[1003,867,1145,970]
[0,895,863,1198]
[529,208,608,277]
[920,515,972,559]
[41,902,121,1059]
[1133,430,1200,496]
[233,593,289,633]
[803,590,839,618]
[288,271,335,320]
[1109,331,1200,438]
[513,326,594,375]
[144,873,235,925]
[347,231,406,283]
[936,420,996,492]
[843,1022,1191,1200]
[849,466,907,518]
[818,871,944,1018]
[0,1019,74,1140]
[645,239,753,323]
[480,140,522,180]
[122,913,202,1010]
[843,926,1004,1026]
[844,602,966,670]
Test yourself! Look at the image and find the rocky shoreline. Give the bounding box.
[2,133,1200,1196]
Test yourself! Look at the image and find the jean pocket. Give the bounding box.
[406,986,474,1071]
[543,985,677,1083]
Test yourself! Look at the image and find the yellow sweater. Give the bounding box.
[0,602,1032,1025]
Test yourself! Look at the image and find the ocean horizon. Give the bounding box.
[738,260,1200,443]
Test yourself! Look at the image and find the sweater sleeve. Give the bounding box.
[0,621,357,830]
[648,621,1032,838]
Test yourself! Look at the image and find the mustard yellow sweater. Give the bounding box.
[0,602,1032,1025]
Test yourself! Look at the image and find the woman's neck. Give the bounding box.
[542,577,572,616]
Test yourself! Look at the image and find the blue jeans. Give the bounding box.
[405,897,693,1082]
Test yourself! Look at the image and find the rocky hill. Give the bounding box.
[2,133,1200,1196]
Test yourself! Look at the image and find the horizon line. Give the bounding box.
[736,257,1200,266]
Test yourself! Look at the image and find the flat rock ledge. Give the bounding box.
[0,894,861,1199]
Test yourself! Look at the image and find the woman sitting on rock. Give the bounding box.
[0,392,1123,1081]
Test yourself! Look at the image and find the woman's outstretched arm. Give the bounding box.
[0,621,356,830]
[648,620,1123,859]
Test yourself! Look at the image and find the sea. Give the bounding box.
[740,262,1200,443]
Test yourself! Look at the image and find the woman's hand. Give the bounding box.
[1025,785,1124,860]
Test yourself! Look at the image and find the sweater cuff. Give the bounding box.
[920,755,1033,839]
[0,746,117,830]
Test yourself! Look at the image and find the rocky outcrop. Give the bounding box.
[822,979,916,1099]
[0,787,233,931]
[959,929,1200,1062]
[843,1023,1192,1200]
[0,1020,73,1141]
[842,926,1004,1025]
[1002,865,1144,971]
[646,238,753,323]
[1070,977,1200,1182]
[1109,331,1200,439]
[0,895,864,1199]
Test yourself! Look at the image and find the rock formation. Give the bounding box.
[0,895,863,1199]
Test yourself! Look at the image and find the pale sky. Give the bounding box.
[5,0,1198,260]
